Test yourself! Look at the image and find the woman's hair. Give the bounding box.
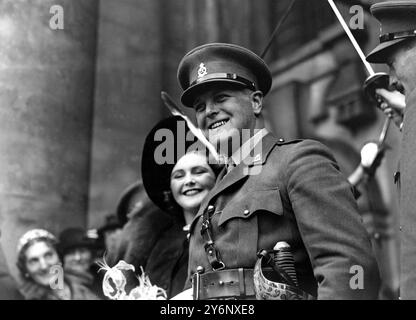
[16,229,58,278]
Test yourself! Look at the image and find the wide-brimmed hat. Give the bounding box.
[366,1,416,63]
[141,116,202,214]
[177,43,272,107]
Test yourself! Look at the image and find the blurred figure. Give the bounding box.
[97,214,122,256]
[366,1,416,299]
[16,229,98,300]
[0,230,22,299]
[58,227,102,297]
[59,228,97,276]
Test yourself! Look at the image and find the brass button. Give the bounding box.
[196,266,205,274]
[244,209,250,215]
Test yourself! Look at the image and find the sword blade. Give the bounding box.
[328,0,375,76]
[160,91,220,161]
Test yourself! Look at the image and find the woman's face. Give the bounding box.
[170,152,216,214]
[63,247,93,274]
[24,241,61,287]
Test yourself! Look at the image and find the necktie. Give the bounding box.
[226,158,236,174]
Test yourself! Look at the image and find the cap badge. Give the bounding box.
[197,63,208,78]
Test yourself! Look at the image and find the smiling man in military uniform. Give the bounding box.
[176,42,380,299]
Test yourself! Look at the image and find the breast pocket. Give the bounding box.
[218,188,283,227]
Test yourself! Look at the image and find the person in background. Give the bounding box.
[16,229,98,300]
[58,227,102,298]
[365,0,416,299]
[0,229,22,299]
[97,214,123,258]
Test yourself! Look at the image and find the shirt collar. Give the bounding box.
[231,128,269,165]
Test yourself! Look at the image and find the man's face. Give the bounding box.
[386,40,416,96]
[192,84,263,154]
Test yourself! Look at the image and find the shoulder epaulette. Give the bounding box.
[276,138,303,146]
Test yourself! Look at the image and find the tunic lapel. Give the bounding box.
[189,133,279,229]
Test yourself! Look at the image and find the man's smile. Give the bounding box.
[208,119,230,130]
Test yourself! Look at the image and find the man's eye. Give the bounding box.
[194,103,205,112]
[215,95,227,102]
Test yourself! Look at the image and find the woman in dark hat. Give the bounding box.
[141,116,221,227]
[119,115,220,298]
[142,115,221,226]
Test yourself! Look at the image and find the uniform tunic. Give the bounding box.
[186,133,380,299]
[399,88,416,299]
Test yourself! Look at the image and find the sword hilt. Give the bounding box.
[363,72,390,109]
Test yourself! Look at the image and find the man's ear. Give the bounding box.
[250,90,263,115]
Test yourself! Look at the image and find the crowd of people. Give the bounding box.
[7,216,124,300]
[3,0,416,300]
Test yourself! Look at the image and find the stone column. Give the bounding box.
[87,0,165,227]
[0,0,98,277]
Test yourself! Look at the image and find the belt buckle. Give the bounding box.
[212,261,225,271]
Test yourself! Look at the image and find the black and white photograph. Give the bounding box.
[0,0,414,307]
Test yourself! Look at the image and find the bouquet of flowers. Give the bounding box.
[97,260,167,300]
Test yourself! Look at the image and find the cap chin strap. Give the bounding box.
[191,73,256,91]
[380,29,416,43]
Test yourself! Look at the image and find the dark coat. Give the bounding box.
[19,274,99,300]
[107,196,189,299]
[187,133,380,299]
[399,88,416,299]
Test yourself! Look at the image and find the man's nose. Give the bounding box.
[205,101,219,117]
[390,77,404,93]
[389,74,398,88]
